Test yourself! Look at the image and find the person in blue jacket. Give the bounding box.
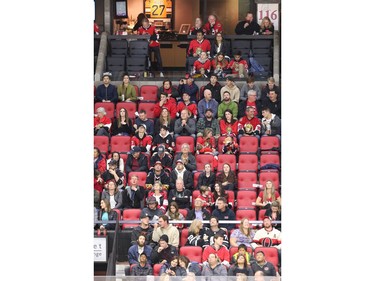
[127,234,153,265]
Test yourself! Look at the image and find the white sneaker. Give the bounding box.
[160,72,164,77]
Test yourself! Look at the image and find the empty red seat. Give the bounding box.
[260,154,280,168]
[237,172,258,190]
[140,85,159,102]
[175,136,195,153]
[238,154,258,172]
[258,209,267,221]
[153,263,163,276]
[217,154,236,172]
[122,209,142,229]
[138,102,156,119]
[260,136,280,152]
[239,136,259,154]
[94,136,110,154]
[180,228,189,246]
[179,246,203,263]
[116,102,137,119]
[236,191,257,210]
[191,190,200,208]
[110,136,131,154]
[95,102,115,119]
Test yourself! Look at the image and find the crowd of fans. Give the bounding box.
[94,11,280,281]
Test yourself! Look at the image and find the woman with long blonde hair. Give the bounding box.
[255,180,281,209]
[186,219,206,247]
[230,218,255,247]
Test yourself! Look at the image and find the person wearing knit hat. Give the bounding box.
[150,225,179,265]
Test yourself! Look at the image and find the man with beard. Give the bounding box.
[150,234,179,265]
[217,91,238,120]
[125,146,149,177]
[140,196,164,222]
[235,12,260,35]
[145,161,170,191]
[128,234,153,265]
[220,76,240,103]
[202,216,229,249]
[196,108,220,139]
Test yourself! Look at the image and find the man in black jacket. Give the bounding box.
[235,12,260,35]
[186,197,211,221]
[125,146,149,178]
[168,178,192,210]
[122,174,146,209]
[150,234,178,265]
[169,159,194,191]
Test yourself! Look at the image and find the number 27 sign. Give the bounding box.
[145,0,173,19]
[257,4,279,30]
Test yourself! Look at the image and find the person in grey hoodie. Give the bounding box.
[201,253,228,280]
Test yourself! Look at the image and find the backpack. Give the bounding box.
[249,57,265,73]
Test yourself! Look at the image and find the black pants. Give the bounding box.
[149,46,163,71]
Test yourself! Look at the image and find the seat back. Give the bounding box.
[140,85,159,102]
[175,136,195,153]
[138,102,156,119]
[127,171,148,187]
[95,102,115,119]
[260,154,280,167]
[116,102,137,120]
[153,263,163,276]
[238,154,258,172]
[129,40,149,56]
[235,209,257,227]
[232,39,252,57]
[126,56,147,75]
[251,39,272,57]
[122,209,142,229]
[259,171,280,191]
[94,136,110,155]
[217,154,236,172]
[179,246,203,263]
[237,172,258,190]
[239,136,259,154]
[260,136,280,152]
[229,246,253,257]
[195,154,214,171]
[108,37,128,56]
[110,136,131,154]
[236,191,257,210]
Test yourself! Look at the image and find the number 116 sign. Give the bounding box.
[257,3,279,30]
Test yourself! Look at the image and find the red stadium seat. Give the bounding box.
[153,263,163,276]
[260,136,280,153]
[138,102,156,119]
[191,190,200,208]
[122,209,142,229]
[179,208,188,219]
[179,246,203,263]
[238,154,258,172]
[140,85,159,102]
[227,190,235,208]
[217,136,227,154]
[258,209,267,221]
[260,154,280,167]
[237,172,258,190]
[235,209,257,227]
[199,85,205,100]
[116,102,137,119]
[175,136,195,153]
[239,136,259,154]
[229,246,253,257]
[94,136,110,154]
[254,247,279,272]
[195,154,214,171]
[236,191,257,210]
[128,171,147,187]
[193,172,200,188]
[134,85,139,97]
[259,171,280,191]
[217,154,236,172]
[180,228,189,246]
[110,136,131,154]
[119,153,128,164]
[95,102,115,119]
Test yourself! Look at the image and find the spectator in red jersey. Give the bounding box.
[94,107,112,137]
[187,30,211,58]
[154,92,177,119]
[192,51,211,78]
[157,80,179,101]
[239,90,262,119]
[94,21,100,35]
[94,147,107,174]
[131,124,153,155]
[211,52,229,79]
[176,92,198,119]
[196,128,218,155]
[238,106,261,140]
[190,17,205,35]
[138,17,164,77]
[219,109,239,137]
[202,233,230,267]
[203,14,223,35]
[227,51,249,78]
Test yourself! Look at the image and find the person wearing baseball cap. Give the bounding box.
[150,143,173,172]
[151,126,175,156]
[129,250,153,276]
[178,71,199,103]
[169,158,194,191]
[145,159,170,191]
[125,145,148,178]
[130,213,154,246]
[139,196,164,222]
